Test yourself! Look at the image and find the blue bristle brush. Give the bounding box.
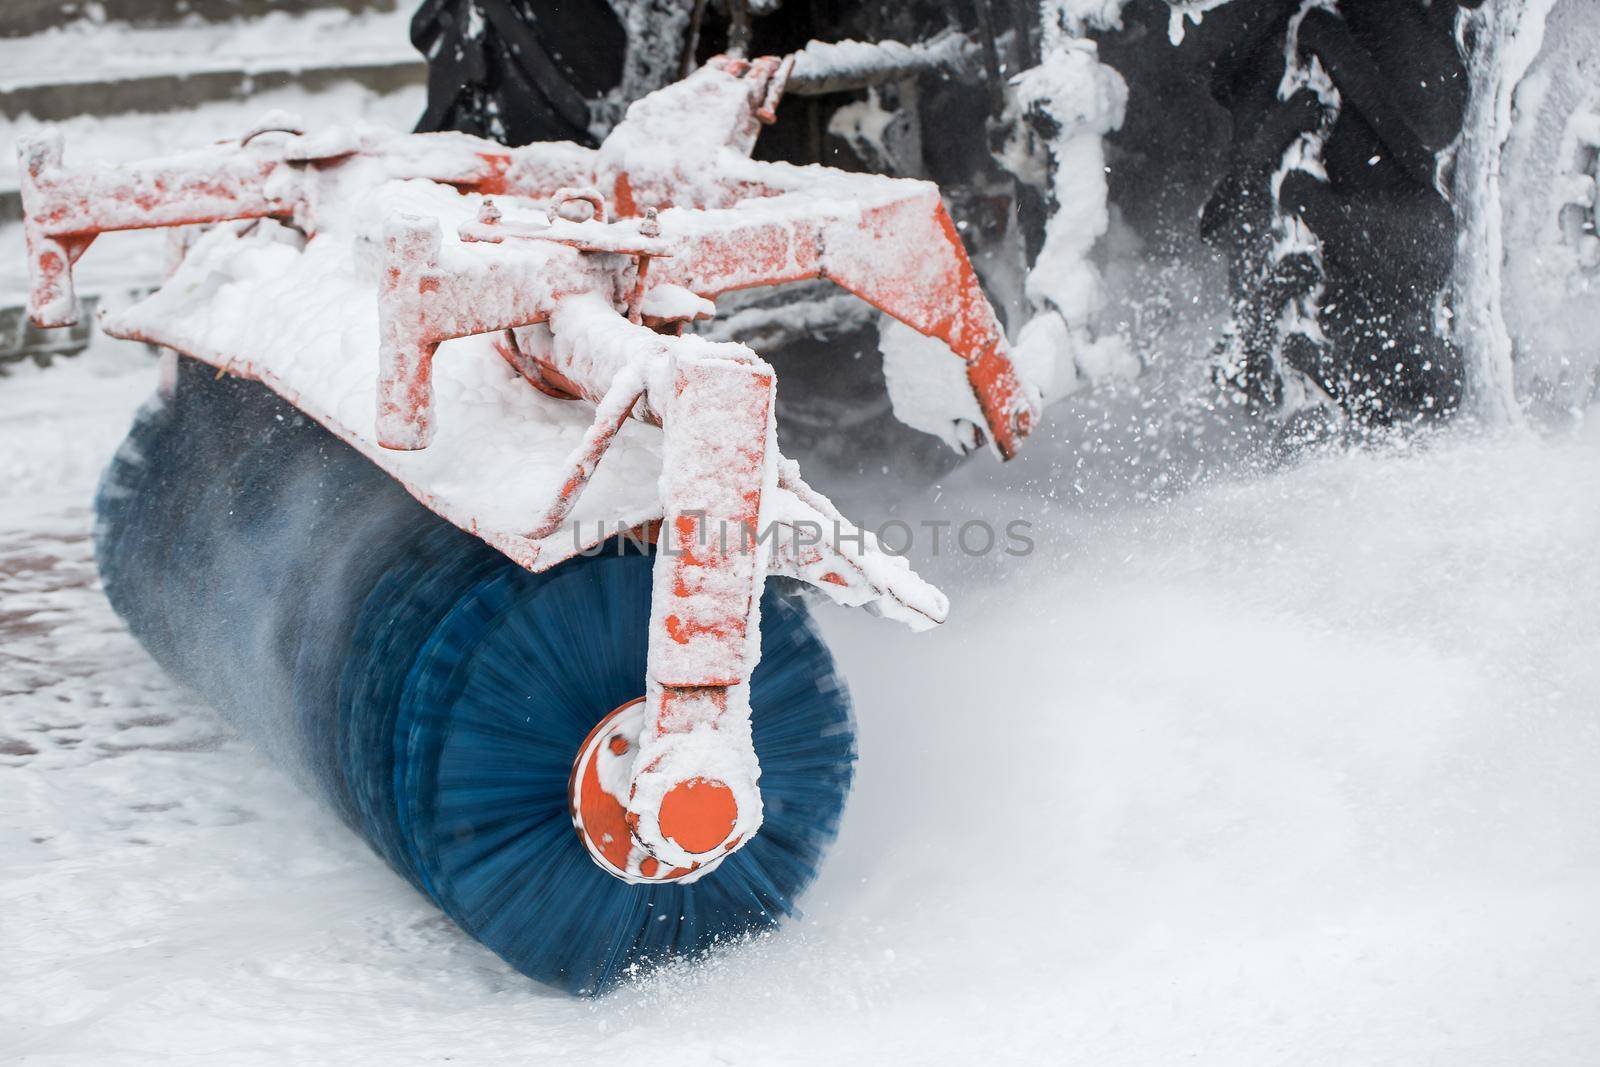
[96,359,857,995]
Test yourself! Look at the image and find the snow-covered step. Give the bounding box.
[0,7,423,122]
[3,0,396,39]
[1,3,425,364]
[0,295,101,370]
[1,57,423,124]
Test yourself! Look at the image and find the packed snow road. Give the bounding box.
[3,344,1599,1065]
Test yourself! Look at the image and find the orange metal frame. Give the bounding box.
[18,53,1037,881]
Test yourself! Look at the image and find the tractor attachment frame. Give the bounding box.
[18,53,1037,881]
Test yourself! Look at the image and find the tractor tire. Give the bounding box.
[1184,0,1476,428]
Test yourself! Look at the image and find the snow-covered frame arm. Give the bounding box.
[17,130,286,327]
[597,55,1040,459]
[14,124,598,329]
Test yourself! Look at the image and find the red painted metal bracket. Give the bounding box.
[15,125,598,328]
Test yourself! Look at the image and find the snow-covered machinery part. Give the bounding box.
[779,30,981,97]
[18,51,1042,989]
[1463,0,1600,422]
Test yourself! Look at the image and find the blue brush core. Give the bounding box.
[95,360,856,995]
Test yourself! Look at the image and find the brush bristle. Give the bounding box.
[95,360,856,995]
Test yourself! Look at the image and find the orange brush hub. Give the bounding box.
[659,778,739,855]
[569,699,738,883]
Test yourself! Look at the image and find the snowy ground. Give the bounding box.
[4,338,1599,1065]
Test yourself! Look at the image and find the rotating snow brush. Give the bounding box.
[97,363,855,994]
